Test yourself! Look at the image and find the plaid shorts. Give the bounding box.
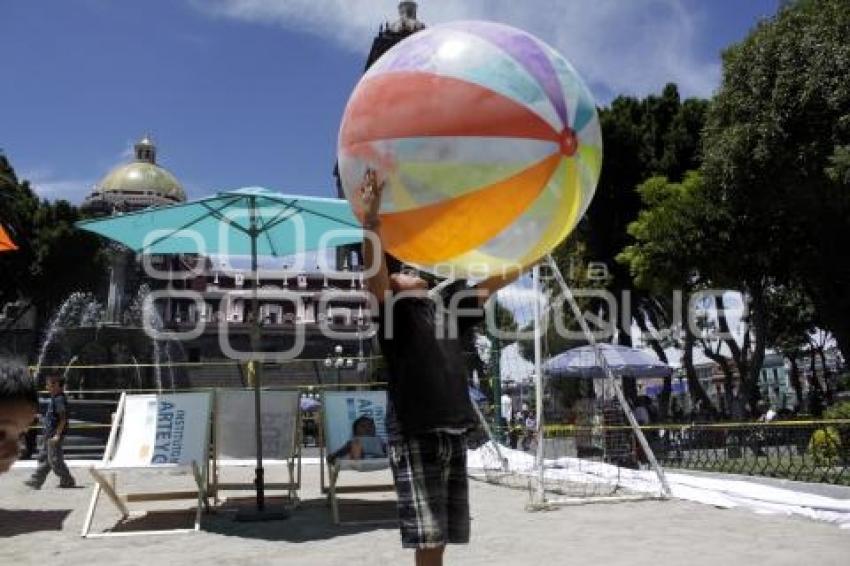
[389,431,470,549]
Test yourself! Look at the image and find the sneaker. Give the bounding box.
[58,480,76,488]
[24,479,42,489]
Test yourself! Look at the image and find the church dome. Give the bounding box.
[84,136,186,214]
[98,160,185,202]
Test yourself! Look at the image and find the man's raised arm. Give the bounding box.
[359,170,391,303]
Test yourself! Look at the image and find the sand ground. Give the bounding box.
[1,463,848,566]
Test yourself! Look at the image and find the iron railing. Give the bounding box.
[491,420,850,486]
[650,420,850,485]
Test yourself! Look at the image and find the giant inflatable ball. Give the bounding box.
[338,21,602,278]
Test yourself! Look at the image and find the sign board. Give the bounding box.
[215,390,300,460]
[111,393,211,467]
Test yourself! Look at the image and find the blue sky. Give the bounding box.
[1,0,780,205]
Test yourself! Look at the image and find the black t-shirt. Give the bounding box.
[378,279,484,438]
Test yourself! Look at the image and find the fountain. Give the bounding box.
[133,284,166,392]
[62,355,79,389]
[130,355,142,390]
[33,292,101,383]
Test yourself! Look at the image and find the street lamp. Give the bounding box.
[325,344,353,387]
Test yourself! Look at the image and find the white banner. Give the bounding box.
[215,390,300,460]
[110,393,211,468]
[323,390,388,456]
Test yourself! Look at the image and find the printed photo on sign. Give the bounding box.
[324,391,388,462]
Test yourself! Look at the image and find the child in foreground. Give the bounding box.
[0,361,38,475]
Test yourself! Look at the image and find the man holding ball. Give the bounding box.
[359,170,519,566]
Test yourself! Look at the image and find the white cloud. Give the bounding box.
[496,280,546,327]
[191,0,721,100]
[500,342,535,383]
[21,168,93,204]
[118,139,135,161]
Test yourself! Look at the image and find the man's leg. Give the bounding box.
[48,440,75,487]
[390,435,451,562]
[445,434,471,544]
[26,442,50,488]
[415,546,445,566]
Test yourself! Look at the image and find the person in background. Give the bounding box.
[522,412,537,451]
[0,361,39,475]
[25,374,76,488]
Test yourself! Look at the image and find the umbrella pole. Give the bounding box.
[252,315,264,511]
[237,196,287,521]
[251,199,265,512]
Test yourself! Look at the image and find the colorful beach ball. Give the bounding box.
[338,21,602,278]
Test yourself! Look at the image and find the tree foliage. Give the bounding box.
[0,153,105,344]
[580,85,709,329]
[701,0,850,360]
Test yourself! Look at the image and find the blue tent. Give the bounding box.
[544,344,672,379]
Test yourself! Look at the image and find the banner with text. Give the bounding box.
[110,393,212,467]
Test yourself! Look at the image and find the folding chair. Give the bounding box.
[319,390,396,525]
[81,392,212,538]
[211,389,301,504]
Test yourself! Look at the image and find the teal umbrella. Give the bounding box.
[77,187,362,515]
[77,186,360,257]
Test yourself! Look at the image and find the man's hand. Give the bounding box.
[49,436,60,445]
[358,168,384,227]
[360,168,391,301]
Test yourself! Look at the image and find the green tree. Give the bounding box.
[580,86,708,341]
[0,153,106,355]
[765,285,817,409]
[701,0,850,362]
[619,172,723,412]
[550,85,709,416]
[0,153,40,310]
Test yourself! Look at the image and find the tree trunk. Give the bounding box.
[635,307,671,419]
[809,348,822,392]
[700,342,735,419]
[684,327,715,415]
[719,357,736,418]
[786,354,804,411]
[747,285,768,414]
[714,294,748,407]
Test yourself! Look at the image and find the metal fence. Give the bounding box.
[648,420,850,485]
[487,419,850,488]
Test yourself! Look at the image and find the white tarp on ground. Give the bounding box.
[468,442,850,529]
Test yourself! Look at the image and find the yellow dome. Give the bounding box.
[97,161,186,203]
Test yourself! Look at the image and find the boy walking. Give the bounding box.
[25,374,75,488]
